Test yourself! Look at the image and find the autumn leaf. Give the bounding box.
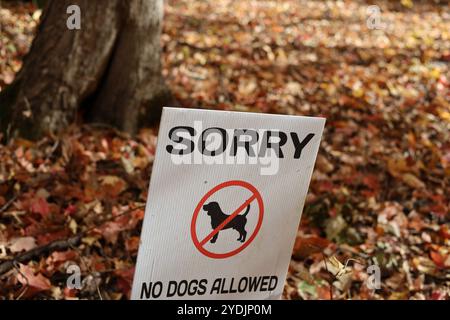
[125,236,140,253]
[30,197,50,218]
[50,250,78,263]
[17,263,52,294]
[114,267,135,298]
[429,251,447,269]
[1,0,449,301]
[402,173,425,189]
[8,237,37,253]
[315,154,334,173]
[401,0,413,8]
[292,235,330,260]
[99,175,127,198]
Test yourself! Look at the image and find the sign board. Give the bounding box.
[131,107,325,300]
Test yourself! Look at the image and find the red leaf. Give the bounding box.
[30,197,50,218]
[431,290,447,300]
[37,229,70,245]
[317,181,335,193]
[362,174,380,191]
[115,267,135,298]
[64,287,78,299]
[64,204,77,216]
[440,225,450,240]
[430,251,446,269]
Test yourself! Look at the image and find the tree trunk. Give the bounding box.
[0,0,170,141]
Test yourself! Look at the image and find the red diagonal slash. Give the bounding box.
[199,194,257,246]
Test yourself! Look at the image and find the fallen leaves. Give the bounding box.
[429,251,447,269]
[1,0,449,300]
[0,125,155,299]
[0,3,39,90]
[17,263,52,295]
[99,175,127,198]
[48,250,78,265]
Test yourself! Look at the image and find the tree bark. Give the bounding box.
[0,0,170,140]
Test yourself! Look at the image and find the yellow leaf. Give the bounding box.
[352,88,364,98]
[82,236,98,246]
[401,0,413,8]
[69,219,77,234]
[438,110,450,122]
[429,68,440,79]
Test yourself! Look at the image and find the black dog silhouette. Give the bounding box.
[203,201,250,243]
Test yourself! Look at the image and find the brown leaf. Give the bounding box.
[292,235,330,260]
[99,175,127,197]
[316,154,334,173]
[50,250,78,263]
[402,173,425,189]
[387,157,409,178]
[125,236,140,253]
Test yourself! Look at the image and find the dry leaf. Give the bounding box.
[402,173,425,189]
[17,263,51,292]
[324,256,353,291]
[8,237,37,253]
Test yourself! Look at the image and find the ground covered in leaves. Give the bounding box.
[0,0,449,300]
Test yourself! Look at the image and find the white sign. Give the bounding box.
[131,107,325,300]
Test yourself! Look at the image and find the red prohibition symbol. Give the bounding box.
[191,180,264,259]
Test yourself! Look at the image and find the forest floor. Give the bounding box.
[0,0,449,300]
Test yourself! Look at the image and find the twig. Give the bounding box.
[14,261,29,300]
[0,195,18,215]
[344,258,365,269]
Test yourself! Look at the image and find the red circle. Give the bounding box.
[191,180,264,259]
